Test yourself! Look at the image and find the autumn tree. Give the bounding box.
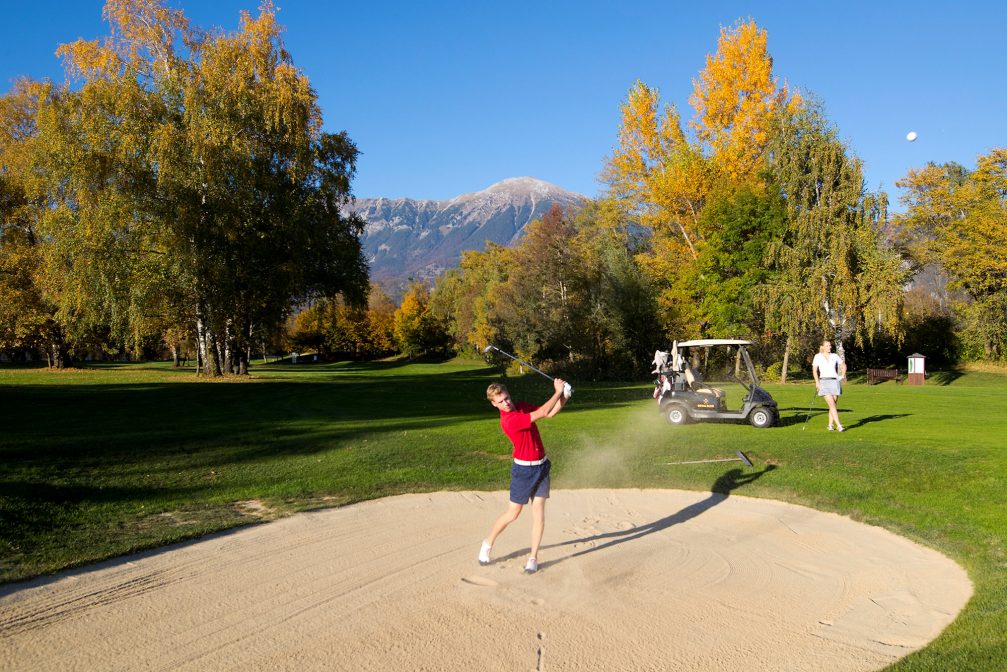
[287,303,330,355]
[0,80,74,365]
[430,243,515,353]
[393,281,449,358]
[603,81,710,260]
[364,284,398,356]
[763,99,908,378]
[897,150,1007,359]
[8,0,367,371]
[602,20,795,346]
[566,199,658,377]
[690,20,793,183]
[285,284,396,359]
[492,205,581,367]
[431,201,656,378]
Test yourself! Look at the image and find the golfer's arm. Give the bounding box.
[545,395,566,418]
[530,392,564,422]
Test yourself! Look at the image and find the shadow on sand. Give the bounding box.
[516,464,777,570]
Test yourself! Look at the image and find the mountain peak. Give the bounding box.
[346,178,588,297]
[470,176,578,199]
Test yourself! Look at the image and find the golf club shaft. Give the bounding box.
[665,458,742,465]
[666,451,753,467]
[802,391,819,429]
[487,346,554,381]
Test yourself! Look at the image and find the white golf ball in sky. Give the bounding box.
[906,131,918,142]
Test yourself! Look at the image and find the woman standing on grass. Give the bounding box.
[813,339,847,431]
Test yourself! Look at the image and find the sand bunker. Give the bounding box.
[0,490,971,671]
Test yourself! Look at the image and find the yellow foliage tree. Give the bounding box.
[602,20,796,341]
[690,19,794,183]
[366,285,398,355]
[603,81,709,259]
[898,149,1007,358]
[393,282,448,358]
[9,0,368,373]
[430,244,515,353]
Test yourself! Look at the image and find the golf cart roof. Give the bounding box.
[675,339,753,348]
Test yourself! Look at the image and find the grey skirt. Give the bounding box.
[818,378,842,396]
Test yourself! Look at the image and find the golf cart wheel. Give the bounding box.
[749,407,774,428]
[665,404,689,425]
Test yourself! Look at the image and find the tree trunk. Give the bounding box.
[195,304,208,376]
[196,302,222,377]
[209,329,223,377]
[780,334,792,384]
[246,321,255,370]
[222,318,233,376]
[48,328,70,369]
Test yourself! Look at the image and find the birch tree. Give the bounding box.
[15,0,367,372]
[763,99,907,379]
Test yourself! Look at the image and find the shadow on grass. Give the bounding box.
[844,414,912,430]
[1,367,496,453]
[0,481,211,553]
[926,368,965,385]
[776,409,826,428]
[522,464,777,570]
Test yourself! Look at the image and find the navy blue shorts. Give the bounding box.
[510,459,551,504]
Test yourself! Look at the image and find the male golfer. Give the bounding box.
[479,377,567,573]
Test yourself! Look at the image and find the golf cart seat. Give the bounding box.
[684,366,723,398]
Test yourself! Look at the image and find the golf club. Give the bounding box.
[484,345,573,398]
[801,390,819,430]
[665,450,754,467]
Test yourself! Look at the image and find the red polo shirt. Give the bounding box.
[500,402,545,462]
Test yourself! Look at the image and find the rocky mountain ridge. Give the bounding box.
[346,177,587,294]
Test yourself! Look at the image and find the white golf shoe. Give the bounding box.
[524,557,538,574]
[478,540,492,565]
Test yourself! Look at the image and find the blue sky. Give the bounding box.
[3,1,1005,207]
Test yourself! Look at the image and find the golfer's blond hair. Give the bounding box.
[486,382,508,401]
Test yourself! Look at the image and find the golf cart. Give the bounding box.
[652,339,777,428]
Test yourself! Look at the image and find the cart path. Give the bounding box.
[0,490,971,671]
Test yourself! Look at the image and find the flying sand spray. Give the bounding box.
[485,344,757,468]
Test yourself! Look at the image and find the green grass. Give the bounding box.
[1,359,1005,669]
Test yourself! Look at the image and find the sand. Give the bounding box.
[0,489,971,671]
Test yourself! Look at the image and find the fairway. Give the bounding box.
[1,360,1006,669]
